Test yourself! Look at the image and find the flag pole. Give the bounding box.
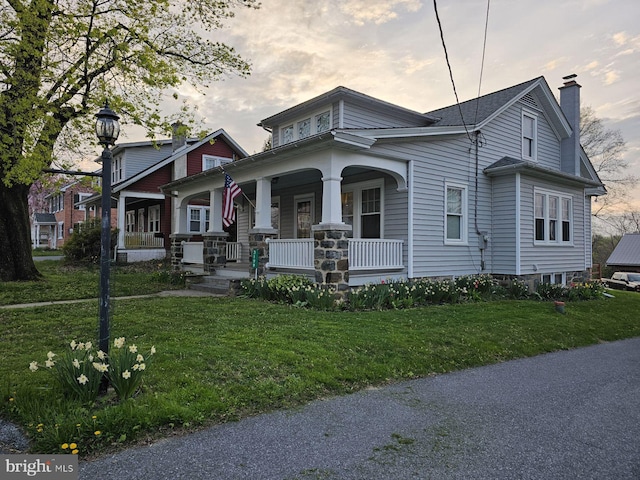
[220,167,256,209]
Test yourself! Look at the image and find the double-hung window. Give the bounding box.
[341,180,383,238]
[534,189,572,244]
[188,206,210,233]
[148,206,160,233]
[522,111,537,160]
[202,155,232,171]
[445,183,467,244]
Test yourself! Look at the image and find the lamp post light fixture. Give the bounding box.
[95,102,120,367]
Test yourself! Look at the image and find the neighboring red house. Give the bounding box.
[82,129,247,262]
[32,179,103,249]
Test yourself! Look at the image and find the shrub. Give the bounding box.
[62,218,117,264]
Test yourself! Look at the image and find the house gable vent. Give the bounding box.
[520,93,540,110]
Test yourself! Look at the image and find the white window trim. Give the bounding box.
[534,188,573,246]
[341,179,384,239]
[541,272,566,285]
[522,109,538,161]
[148,205,160,233]
[281,107,332,145]
[202,155,232,171]
[112,156,124,183]
[57,222,64,239]
[444,182,468,245]
[187,206,210,234]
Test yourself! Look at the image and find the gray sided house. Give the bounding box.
[162,75,605,291]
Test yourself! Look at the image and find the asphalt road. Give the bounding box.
[78,337,640,480]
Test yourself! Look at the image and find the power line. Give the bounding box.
[473,0,491,127]
[432,0,472,142]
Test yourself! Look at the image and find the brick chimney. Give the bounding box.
[559,74,581,176]
[171,121,187,152]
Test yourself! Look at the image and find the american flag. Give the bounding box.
[222,173,241,227]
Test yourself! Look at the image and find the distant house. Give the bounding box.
[31,179,100,249]
[160,75,605,291]
[606,233,640,273]
[82,129,248,263]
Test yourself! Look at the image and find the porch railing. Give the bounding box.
[226,242,241,262]
[124,232,164,249]
[180,241,241,264]
[348,239,404,270]
[266,238,314,269]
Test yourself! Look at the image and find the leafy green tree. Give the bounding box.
[0,0,258,281]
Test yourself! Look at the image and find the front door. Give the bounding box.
[294,194,314,238]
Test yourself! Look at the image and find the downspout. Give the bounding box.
[515,172,521,275]
[473,130,487,270]
[408,160,414,279]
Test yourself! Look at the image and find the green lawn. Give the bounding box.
[1,284,639,457]
[0,260,182,305]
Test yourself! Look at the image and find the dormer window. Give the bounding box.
[280,109,331,145]
[297,118,311,139]
[282,125,294,144]
[316,111,330,133]
[522,111,537,160]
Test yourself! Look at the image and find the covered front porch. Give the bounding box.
[163,140,410,291]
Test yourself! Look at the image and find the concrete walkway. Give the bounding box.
[77,337,640,480]
[0,289,216,310]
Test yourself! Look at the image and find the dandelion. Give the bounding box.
[61,443,69,450]
[114,337,125,349]
[92,416,97,420]
[72,449,79,455]
[122,370,131,379]
[77,374,88,385]
[128,344,138,354]
[29,361,38,372]
[70,443,77,449]
[94,431,101,436]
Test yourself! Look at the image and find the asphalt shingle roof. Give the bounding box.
[426,77,542,127]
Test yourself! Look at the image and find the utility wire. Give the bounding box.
[473,0,491,127]
[432,0,472,143]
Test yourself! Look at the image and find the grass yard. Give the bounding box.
[0,260,183,305]
[1,286,639,458]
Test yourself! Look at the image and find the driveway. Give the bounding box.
[79,337,640,479]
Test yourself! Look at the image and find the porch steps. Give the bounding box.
[187,263,250,296]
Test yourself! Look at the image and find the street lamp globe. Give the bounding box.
[95,102,120,146]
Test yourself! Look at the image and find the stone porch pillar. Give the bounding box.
[248,230,278,277]
[203,232,228,274]
[169,233,191,271]
[313,225,352,296]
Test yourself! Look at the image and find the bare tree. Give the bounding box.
[581,106,637,218]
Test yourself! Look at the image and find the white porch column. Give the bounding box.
[319,175,345,227]
[254,177,273,229]
[117,194,126,249]
[208,188,225,234]
[173,195,188,234]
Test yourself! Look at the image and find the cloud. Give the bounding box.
[338,0,423,26]
[612,31,628,46]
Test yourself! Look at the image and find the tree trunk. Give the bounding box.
[0,182,42,281]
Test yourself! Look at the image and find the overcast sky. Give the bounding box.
[125,0,640,207]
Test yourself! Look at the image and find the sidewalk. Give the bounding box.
[0,289,216,310]
[78,337,640,479]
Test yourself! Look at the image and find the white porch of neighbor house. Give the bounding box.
[115,191,167,262]
[168,148,410,290]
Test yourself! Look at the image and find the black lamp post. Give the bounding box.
[95,102,120,364]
